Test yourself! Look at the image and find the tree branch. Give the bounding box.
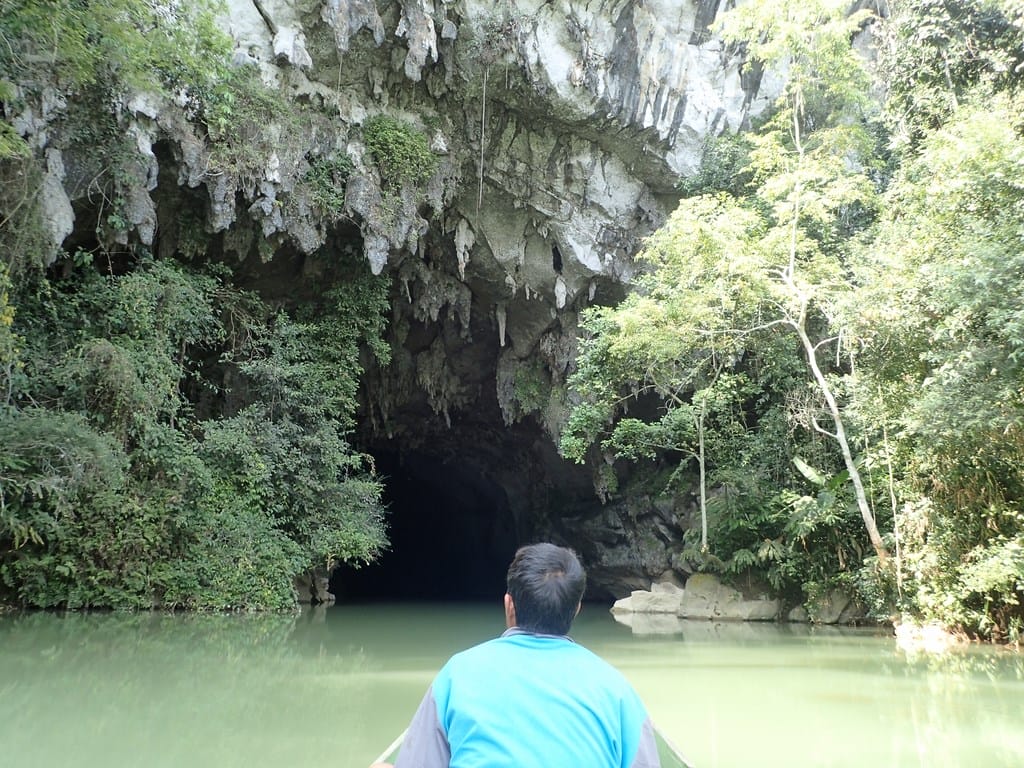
[810,414,838,439]
[813,335,839,353]
[251,0,278,35]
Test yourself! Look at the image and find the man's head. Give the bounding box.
[505,543,586,635]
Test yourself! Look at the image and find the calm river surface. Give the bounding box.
[1,603,1022,767]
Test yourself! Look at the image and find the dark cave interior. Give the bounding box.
[330,448,527,602]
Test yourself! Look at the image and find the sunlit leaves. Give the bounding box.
[859,94,1024,460]
[562,0,1024,637]
[880,0,1024,145]
[0,0,231,96]
[564,0,890,598]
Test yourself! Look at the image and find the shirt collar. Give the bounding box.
[501,626,575,642]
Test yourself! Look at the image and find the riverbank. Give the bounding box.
[608,574,1024,650]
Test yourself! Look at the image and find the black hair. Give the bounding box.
[506,543,586,635]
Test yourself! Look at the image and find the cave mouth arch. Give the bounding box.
[330,266,619,603]
[331,448,527,602]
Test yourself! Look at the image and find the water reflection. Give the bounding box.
[0,605,1021,768]
[0,608,414,768]
[601,611,1024,768]
[611,610,874,642]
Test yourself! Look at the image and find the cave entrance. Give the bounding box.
[331,448,525,602]
[330,262,601,603]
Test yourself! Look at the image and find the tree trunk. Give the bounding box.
[698,401,708,552]
[795,323,890,563]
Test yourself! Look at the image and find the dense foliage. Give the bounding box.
[0,253,389,610]
[0,1,389,609]
[363,115,438,189]
[564,0,1024,640]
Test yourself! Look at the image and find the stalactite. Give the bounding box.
[554,275,567,309]
[496,302,507,347]
[455,217,475,280]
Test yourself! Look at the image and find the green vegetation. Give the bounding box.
[512,361,550,416]
[0,0,305,252]
[0,0,390,610]
[563,0,1024,641]
[363,115,438,189]
[201,64,299,186]
[305,154,355,216]
[0,255,389,610]
[0,0,229,95]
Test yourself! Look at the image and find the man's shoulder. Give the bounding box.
[441,632,573,668]
[440,635,508,669]
[443,633,624,677]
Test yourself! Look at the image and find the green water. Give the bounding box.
[1,604,1022,768]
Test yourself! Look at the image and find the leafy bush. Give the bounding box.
[0,250,390,610]
[955,535,1024,642]
[0,264,17,400]
[363,115,438,189]
[678,133,755,197]
[512,361,550,415]
[0,0,395,611]
[305,154,355,216]
[0,0,230,95]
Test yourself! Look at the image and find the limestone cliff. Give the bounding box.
[10,0,776,596]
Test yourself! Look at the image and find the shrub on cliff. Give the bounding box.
[363,115,438,189]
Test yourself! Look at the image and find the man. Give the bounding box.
[375,543,661,768]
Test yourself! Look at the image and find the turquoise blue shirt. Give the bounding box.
[394,628,660,768]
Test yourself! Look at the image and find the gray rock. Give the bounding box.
[611,584,684,615]
[612,612,687,635]
[273,27,313,69]
[806,588,851,624]
[652,577,685,593]
[293,567,335,605]
[787,605,809,623]
[39,149,74,260]
[678,573,780,621]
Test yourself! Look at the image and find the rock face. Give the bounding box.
[611,581,685,615]
[11,0,780,597]
[802,587,865,625]
[611,575,870,624]
[613,574,781,621]
[214,0,774,387]
[679,574,781,621]
[294,568,336,605]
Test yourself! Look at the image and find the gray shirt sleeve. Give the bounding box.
[393,685,450,768]
[630,716,662,768]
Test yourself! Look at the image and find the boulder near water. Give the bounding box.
[611,574,781,621]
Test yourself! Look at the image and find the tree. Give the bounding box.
[849,91,1024,636]
[715,0,890,565]
[563,0,890,576]
[879,0,1024,147]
